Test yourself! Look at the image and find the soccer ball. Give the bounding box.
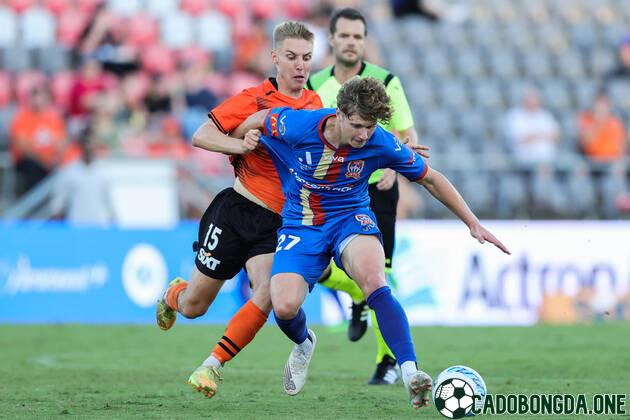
[433,366,487,419]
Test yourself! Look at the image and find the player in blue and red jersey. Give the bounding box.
[236,77,510,409]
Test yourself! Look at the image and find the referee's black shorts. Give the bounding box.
[368,180,399,268]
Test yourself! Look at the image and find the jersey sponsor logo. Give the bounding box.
[355,214,376,231]
[269,113,279,137]
[290,169,355,192]
[278,114,287,136]
[346,160,365,179]
[197,249,221,271]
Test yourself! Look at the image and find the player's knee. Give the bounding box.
[251,288,272,314]
[360,272,387,297]
[273,300,300,320]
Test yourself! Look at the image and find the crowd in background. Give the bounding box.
[1,0,630,221]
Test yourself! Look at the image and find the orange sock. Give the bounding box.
[212,300,268,364]
[165,281,188,311]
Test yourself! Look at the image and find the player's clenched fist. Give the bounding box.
[242,129,261,154]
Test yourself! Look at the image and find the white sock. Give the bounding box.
[202,355,222,369]
[401,361,418,387]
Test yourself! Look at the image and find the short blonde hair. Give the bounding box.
[272,21,314,49]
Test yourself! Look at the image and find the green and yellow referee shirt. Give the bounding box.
[307,61,415,183]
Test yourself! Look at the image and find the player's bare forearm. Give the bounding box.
[232,110,270,139]
[191,121,245,155]
[418,168,478,228]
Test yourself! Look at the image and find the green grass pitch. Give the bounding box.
[1,324,629,419]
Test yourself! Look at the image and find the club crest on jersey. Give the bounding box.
[345,160,364,179]
[270,113,279,137]
[355,214,376,230]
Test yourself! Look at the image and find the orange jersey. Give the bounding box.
[209,78,323,213]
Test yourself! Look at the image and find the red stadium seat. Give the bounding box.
[16,71,47,105]
[180,0,209,16]
[50,71,76,111]
[77,0,102,15]
[0,72,13,107]
[127,13,158,47]
[177,45,211,68]
[227,72,260,96]
[204,72,229,97]
[43,0,71,15]
[141,44,177,75]
[9,0,35,13]
[215,0,243,19]
[251,0,278,20]
[284,0,311,19]
[57,8,88,47]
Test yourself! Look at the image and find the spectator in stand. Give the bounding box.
[605,34,630,82]
[578,92,626,164]
[390,0,441,20]
[68,56,109,135]
[503,87,560,168]
[9,86,67,194]
[50,125,115,227]
[179,63,218,140]
[76,2,139,77]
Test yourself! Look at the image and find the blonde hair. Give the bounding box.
[272,21,314,49]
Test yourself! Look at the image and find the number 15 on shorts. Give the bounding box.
[276,234,301,252]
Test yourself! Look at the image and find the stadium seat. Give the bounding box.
[424,108,455,140]
[0,102,16,151]
[564,161,597,217]
[457,110,490,147]
[556,51,586,80]
[9,0,35,13]
[196,10,232,52]
[227,72,261,96]
[127,13,158,48]
[573,80,598,109]
[42,0,70,15]
[470,79,504,111]
[106,0,142,16]
[572,23,599,50]
[180,0,209,16]
[15,70,46,105]
[215,0,244,19]
[541,79,572,113]
[161,11,194,49]
[599,163,630,218]
[283,0,312,19]
[496,172,528,218]
[454,49,486,79]
[122,71,151,105]
[1,46,32,72]
[488,49,519,79]
[0,6,18,48]
[33,45,71,73]
[607,80,630,113]
[504,22,536,49]
[406,78,436,110]
[50,70,75,110]
[372,19,401,48]
[20,5,56,48]
[418,49,451,78]
[388,49,417,79]
[145,0,178,19]
[205,72,229,98]
[587,47,616,76]
[141,44,176,75]
[522,51,554,79]
[177,45,211,68]
[56,8,88,47]
[459,170,495,216]
[0,72,12,107]
[436,80,470,112]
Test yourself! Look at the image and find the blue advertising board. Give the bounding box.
[0,222,323,324]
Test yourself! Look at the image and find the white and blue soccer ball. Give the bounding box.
[432,365,487,419]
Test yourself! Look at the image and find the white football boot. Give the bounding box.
[406,370,433,409]
[283,329,317,395]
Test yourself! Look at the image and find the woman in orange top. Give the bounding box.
[578,93,627,162]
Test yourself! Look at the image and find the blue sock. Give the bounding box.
[274,308,308,344]
[366,286,416,365]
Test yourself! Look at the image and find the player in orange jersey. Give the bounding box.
[156,21,322,398]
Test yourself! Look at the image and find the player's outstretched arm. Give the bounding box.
[192,120,251,155]
[418,168,511,255]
